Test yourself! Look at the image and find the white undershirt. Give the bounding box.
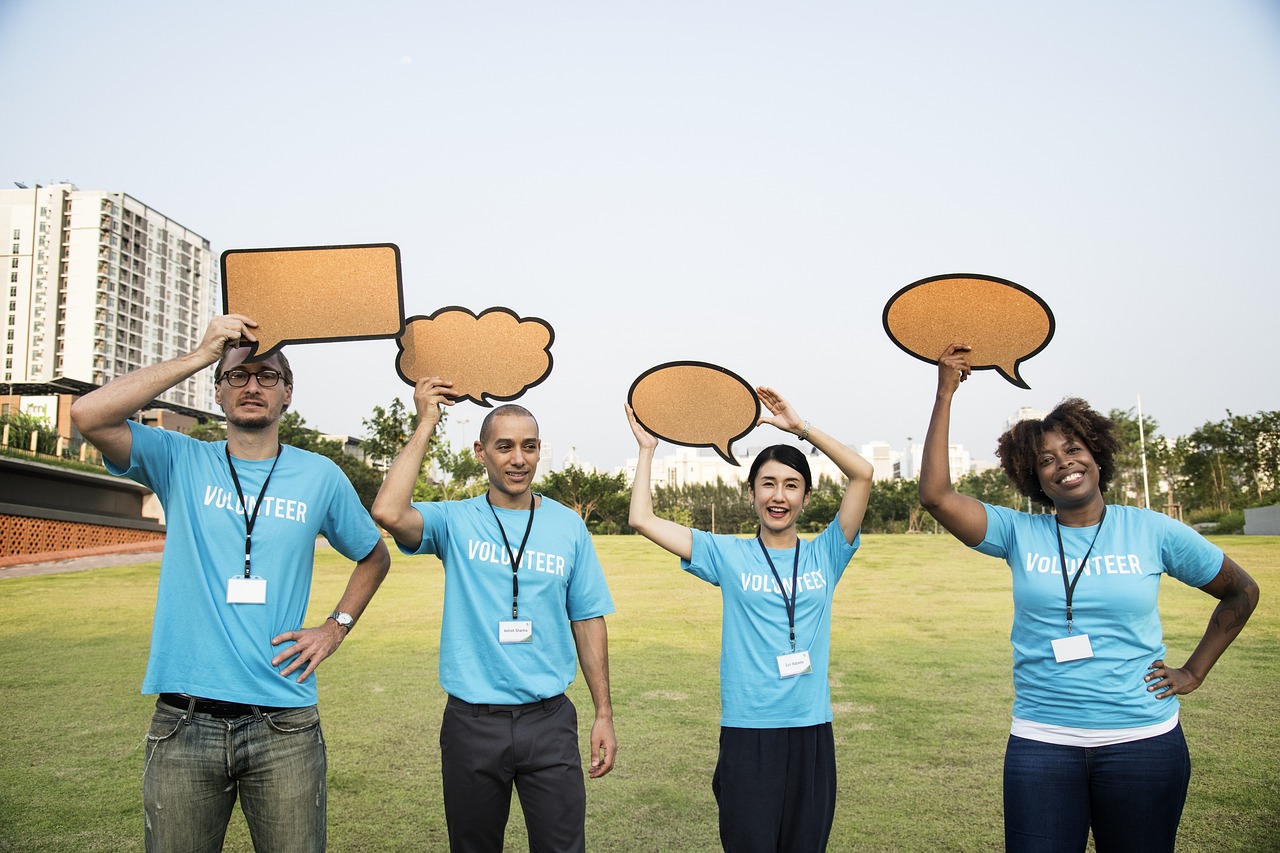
[1010,711,1180,747]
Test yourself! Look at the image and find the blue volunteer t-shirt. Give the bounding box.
[682,518,858,728]
[976,503,1224,729]
[402,494,615,705]
[108,420,382,706]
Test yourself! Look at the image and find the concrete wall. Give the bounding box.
[1244,505,1280,536]
[0,456,164,560]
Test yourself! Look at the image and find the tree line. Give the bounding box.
[351,402,1280,535]
[4,402,1274,535]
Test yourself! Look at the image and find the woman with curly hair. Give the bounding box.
[919,343,1259,853]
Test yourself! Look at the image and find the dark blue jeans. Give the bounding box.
[1004,724,1191,853]
[142,699,327,852]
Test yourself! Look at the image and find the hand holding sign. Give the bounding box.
[395,307,554,406]
[220,244,405,361]
[882,273,1054,388]
[627,362,759,465]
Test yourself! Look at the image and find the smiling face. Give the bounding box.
[1035,429,1101,509]
[214,348,293,432]
[749,459,811,541]
[474,413,541,508]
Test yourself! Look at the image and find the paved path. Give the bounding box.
[1,539,335,579]
[0,548,164,579]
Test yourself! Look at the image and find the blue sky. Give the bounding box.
[3,1,1278,471]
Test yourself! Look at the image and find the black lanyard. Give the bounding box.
[225,444,284,579]
[756,537,801,651]
[1054,505,1106,634]
[487,492,536,619]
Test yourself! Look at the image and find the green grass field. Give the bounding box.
[2,534,1277,852]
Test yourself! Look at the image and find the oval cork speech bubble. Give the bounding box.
[395,306,554,406]
[882,273,1055,389]
[627,361,760,466]
[221,244,405,361]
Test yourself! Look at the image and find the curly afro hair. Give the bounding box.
[995,397,1120,508]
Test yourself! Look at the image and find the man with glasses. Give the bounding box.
[71,313,390,852]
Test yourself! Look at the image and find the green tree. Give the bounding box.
[650,479,755,534]
[361,398,416,469]
[956,467,1021,510]
[428,436,487,501]
[863,478,920,534]
[186,418,227,442]
[1184,418,1246,513]
[1183,410,1280,512]
[537,466,628,528]
[1105,407,1166,508]
[798,475,843,533]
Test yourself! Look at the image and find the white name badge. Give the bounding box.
[1051,633,1094,663]
[498,620,533,644]
[227,576,267,604]
[776,649,813,678]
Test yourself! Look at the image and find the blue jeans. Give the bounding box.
[1003,724,1191,853]
[142,698,327,852]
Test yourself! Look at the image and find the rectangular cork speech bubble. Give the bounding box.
[220,243,405,360]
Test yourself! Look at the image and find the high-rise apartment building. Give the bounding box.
[1,183,219,414]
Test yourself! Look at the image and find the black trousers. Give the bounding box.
[713,723,837,853]
[440,693,586,853]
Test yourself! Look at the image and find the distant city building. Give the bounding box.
[1008,405,1050,429]
[1,183,220,437]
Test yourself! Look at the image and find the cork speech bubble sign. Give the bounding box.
[221,244,405,360]
[882,273,1055,389]
[628,362,760,465]
[395,306,554,406]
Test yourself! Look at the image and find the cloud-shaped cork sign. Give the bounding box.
[395,306,554,406]
[221,244,405,361]
[628,362,760,465]
[882,273,1055,389]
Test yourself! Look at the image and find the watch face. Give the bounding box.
[333,612,353,626]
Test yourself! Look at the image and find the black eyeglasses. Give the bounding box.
[218,368,283,388]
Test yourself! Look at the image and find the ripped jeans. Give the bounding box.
[142,698,327,853]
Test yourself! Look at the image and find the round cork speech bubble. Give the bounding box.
[627,361,760,466]
[395,306,554,406]
[882,273,1055,389]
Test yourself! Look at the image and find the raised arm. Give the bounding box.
[371,377,454,549]
[918,344,988,547]
[70,315,258,469]
[756,386,873,544]
[624,404,693,561]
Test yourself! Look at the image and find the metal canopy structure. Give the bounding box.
[1,378,223,423]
